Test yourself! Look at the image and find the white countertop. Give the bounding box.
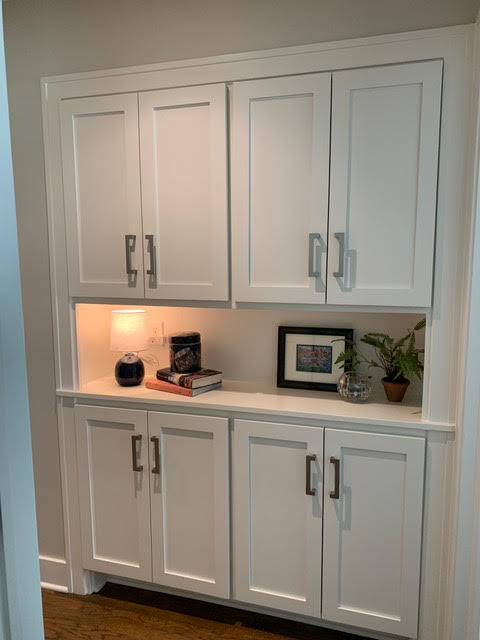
[57,376,455,432]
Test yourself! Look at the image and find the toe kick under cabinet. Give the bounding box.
[74,405,425,638]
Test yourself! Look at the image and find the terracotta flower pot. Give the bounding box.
[381,377,410,403]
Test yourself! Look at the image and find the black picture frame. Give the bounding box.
[277,326,353,392]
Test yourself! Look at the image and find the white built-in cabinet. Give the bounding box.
[74,405,229,595]
[233,419,323,616]
[148,411,229,597]
[60,85,229,301]
[231,60,442,307]
[233,419,425,637]
[231,74,331,304]
[58,59,442,308]
[74,405,152,580]
[60,95,144,298]
[322,428,425,637]
[327,61,442,306]
[139,85,228,301]
[74,405,426,637]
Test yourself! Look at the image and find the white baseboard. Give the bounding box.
[39,555,69,592]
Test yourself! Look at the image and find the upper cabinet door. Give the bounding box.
[60,94,144,298]
[139,85,228,301]
[327,61,442,306]
[231,74,331,304]
[323,429,425,637]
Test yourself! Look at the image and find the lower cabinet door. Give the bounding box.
[233,419,323,616]
[148,411,229,598]
[75,405,152,581]
[323,429,425,637]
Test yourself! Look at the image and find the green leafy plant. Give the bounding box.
[335,319,426,382]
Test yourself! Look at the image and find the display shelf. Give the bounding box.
[57,376,455,432]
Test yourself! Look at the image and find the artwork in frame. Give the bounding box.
[277,326,353,392]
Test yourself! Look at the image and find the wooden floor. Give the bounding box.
[42,583,367,640]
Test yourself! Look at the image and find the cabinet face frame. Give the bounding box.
[231,73,331,304]
[327,61,443,307]
[148,411,230,597]
[322,428,425,637]
[59,94,145,299]
[74,404,152,581]
[139,84,229,301]
[233,419,324,616]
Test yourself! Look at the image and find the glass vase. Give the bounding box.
[337,372,373,403]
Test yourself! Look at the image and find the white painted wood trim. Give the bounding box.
[449,19,480,640]
[41,25,472,85]
[39,556,68,593]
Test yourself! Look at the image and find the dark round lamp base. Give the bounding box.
[115,353,145,387]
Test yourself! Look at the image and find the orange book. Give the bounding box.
[145,378,221,397]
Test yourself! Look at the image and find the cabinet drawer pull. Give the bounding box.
[151,436,160,475]
[333,232,345,278]
[330,456,340,499]
[308,233,321,277]
[145,234,156,276]
[306,454,316,496]
[131,434,143,472]
[124,234,137,276]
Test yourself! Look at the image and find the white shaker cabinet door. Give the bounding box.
[75,405,152,581]
[139,85,229,301]
[148,412,229,598]
[231,74,331,303]
[233,419,323,616]
[327,61,442,306]
[323,429,425,637]
[60,94,144,298]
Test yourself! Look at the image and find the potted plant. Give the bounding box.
[335,319,426,403]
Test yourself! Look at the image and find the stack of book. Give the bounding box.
[145,368,222,397]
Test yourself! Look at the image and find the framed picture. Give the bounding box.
[277,326,353,392]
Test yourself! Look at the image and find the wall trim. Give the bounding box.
[39,555,68,593]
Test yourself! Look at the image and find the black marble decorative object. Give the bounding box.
[115,353,145,387]
[169,332,201,373]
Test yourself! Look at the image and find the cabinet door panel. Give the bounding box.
[75,405,151,581]
[327,61,442,306]
[232,74,331,303]
[140,85,228,301]
[60,94,144,298]
[149,412,229,597]
[323,429,425,637]
[233,419,323,616]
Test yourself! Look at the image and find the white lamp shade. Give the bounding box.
[110,310,148,352]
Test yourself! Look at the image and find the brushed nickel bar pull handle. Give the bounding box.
[145,234,156,276]
[306,454,316,496]
[330,456,340,499]
[125,234,137,276]
[333,232,345,278]
[308,233,321,277]
[131,434,143,472]
[151,436,160,475]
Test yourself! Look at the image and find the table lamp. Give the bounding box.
[110,309,148,386]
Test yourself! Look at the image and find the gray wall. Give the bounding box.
[2,0,478,562]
